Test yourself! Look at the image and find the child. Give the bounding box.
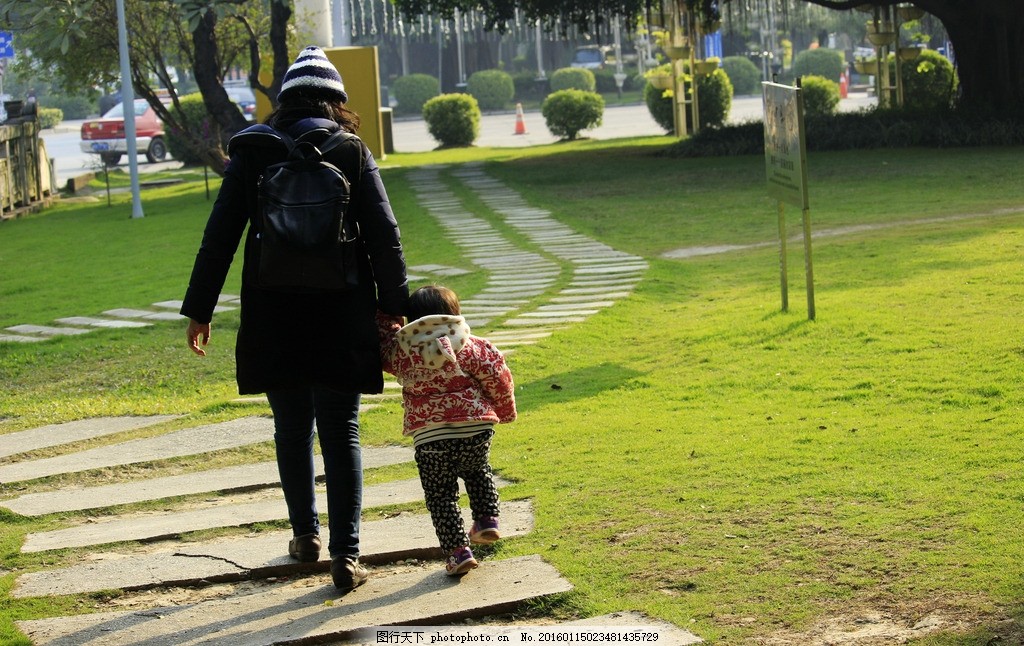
[377,285,517,575]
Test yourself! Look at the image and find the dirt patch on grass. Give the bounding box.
[749,597,1021,645]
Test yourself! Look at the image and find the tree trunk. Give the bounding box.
[268,0,293,105]
[918,0,1024,114]
[192,8,249,174]
[803,0,1024,115]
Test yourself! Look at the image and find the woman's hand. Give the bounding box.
[186,319,211,356]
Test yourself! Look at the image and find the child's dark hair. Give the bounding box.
[408,285,460,321]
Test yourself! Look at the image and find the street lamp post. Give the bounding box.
[613,16,627,97]
[115,0,143,219]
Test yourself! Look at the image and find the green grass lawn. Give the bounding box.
[1,142,1022,644]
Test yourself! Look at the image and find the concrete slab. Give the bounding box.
[0,416,178,460]
[13,500,534,597]
[2,445,413,516]
[504,317,586,326]
[564,611,703,643]
[102,308,185,321]
[53,317,152,329]
[574,264,648,275]
[16,555,571,646]
[476,287,546,297]
[0,334,43,343]
[0,417,275,484]
[5,324,92,336]
[348,611,702,645]
[21,477,511,552]
[518,310,598,318]
[560,286,635,296]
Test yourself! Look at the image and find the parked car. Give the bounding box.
[570,46,610,70]
[80,98,168,166]
[225,84,257,122]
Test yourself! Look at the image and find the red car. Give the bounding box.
[80,98,169,166]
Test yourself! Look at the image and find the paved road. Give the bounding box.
[390,90,875,153]
[41,91,876,182]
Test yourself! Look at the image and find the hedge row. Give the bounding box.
[664,110,1024,158]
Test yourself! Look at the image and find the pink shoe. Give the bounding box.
[446,546,478,576]
[469,517,501,545]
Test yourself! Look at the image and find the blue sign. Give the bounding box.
[0,32,13,58]
[704,32,723,60]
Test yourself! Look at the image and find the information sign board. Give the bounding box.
[762,82,808,209]
[0,32,13,59]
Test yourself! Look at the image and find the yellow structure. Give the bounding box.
[254,46,386,160]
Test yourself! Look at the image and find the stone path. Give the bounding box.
[3,166,700,644]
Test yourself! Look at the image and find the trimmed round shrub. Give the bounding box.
[466,69,515,111]
[512,72,547,101]
[44,94,93,120]
[644,63,732,133]
[422,93,480,148]
[393,73,440,117]
[593,68,637,93]
[800,75,841,117]
[697,67,734,127]
[721,56,761,96]
[166,92,216,166]
[644,78,675,133]
[548,67,596,93]
[37,107,64,129]
[895,49,958,111]
[541,89,604,140]
[792,48,845,83]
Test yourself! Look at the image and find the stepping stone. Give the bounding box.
[537,302,614,311]
[505,317,581,326]
[561,286,635,296]
[0,334,43,343]
[552,294,629,303]
[21,477,511,552]
[559,612,703,644]
[103,308,185,321]
[53,316,152,329]
[12,500,534,597]
[0,416,178,460]
[574,264,648,275]
[358,611,702,645]
[518,310,597,318]
[2,446,413,516]
[0,417,275,484]
[16,555,571,646]
[476,287,546,297]
[486,330,554,341]
[5,324,92,336]
[152,299,185,309]
[570,276,640,284]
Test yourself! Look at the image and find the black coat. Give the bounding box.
[181,117,409,395]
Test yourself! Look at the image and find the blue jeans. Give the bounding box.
[266,387,362,560]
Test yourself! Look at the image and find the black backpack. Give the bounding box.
[254,129,362,291]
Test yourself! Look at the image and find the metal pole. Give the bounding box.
[535,19,545,79]
[613,16,626,97]
[332,0,352,46]
[777,200,788,312]
[802,207,815,321]
[115,0,143,219]
[455,9,465,85]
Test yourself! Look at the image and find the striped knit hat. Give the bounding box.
[278,46,349,104]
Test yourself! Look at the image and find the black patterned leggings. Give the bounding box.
[414,430,500,553]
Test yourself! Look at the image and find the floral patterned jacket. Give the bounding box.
[377,312,517,436]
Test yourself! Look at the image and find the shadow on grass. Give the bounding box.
[515,363,643,413]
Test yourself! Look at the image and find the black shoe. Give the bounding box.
[288,533,322,562]
[331,556,368,592]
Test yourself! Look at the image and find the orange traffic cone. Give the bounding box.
[513,103,527,135]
